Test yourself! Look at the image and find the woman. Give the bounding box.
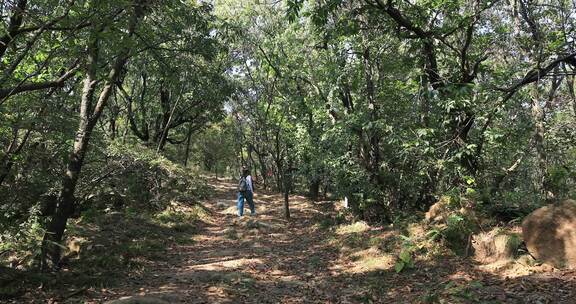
[237,168,256,216]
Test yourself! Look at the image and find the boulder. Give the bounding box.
[522,199,576,269]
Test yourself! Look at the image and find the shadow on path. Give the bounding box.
[68,178,576,303]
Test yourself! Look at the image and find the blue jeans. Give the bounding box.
[237,190,255,216]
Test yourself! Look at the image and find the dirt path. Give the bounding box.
[63,179,576,303]
[94,179,349,303]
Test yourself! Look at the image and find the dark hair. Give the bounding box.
[242,168,250,176]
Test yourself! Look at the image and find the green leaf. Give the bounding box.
[394,261,405,273]
[399,250,412,263]
[399,235,411,241]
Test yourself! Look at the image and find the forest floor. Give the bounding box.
[8,178,576,303]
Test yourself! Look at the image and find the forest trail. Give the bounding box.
[4,1,576,303]
[94,179,348,303]
[77,179,576,304]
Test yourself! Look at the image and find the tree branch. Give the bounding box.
[0,64,80,102]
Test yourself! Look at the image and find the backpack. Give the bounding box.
[238,176,248,192]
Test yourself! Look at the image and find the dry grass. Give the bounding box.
[348,247,395,273]
[335,221,370,235]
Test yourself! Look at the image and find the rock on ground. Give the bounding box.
[522,199,576,269]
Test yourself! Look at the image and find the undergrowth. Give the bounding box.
[0,143,211,299]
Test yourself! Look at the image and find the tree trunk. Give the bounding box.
[0,161,14,186]
[184,123,193,166]
[273,128,284,192]
[275,159,283,192]
[247,146,258,181]
[528,76,561,200]
[283,158,292,219]
[530,84,548,199]
[309,177,320,201]
[568,75,576,119]
[419,73,431,127]
[41,1,143,268]
[363,48,385,188]
[238,145,245,168]
[109,114,117,140]
[153,87,171,149]
[284,185,290,219]
[322,180,329,198]
[253,147,268,188]
[42,127,90,268]
[119,78,149,141]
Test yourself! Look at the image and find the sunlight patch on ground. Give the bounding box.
[222,206,238,215]
[288,201,313,209]
[346,247,395,273]
[269,269,288,277]
[187,258,263,271]
[219,203,268,213]
[447,271,475,282]
[205,285,229,300]
[157,203,211,224]
[255,193,276,200]
[336,221,370,235]
[107,294,181,304]
[208,181,237,190]
[192,233,221,242]
[477,259,556,279]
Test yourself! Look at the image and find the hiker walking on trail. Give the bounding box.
[237,168,256,216]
